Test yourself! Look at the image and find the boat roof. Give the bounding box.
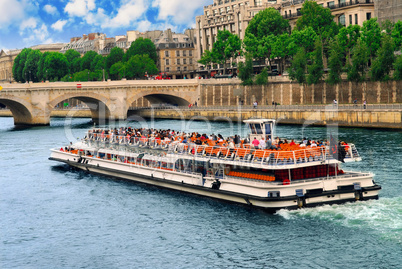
[243,119,276,124]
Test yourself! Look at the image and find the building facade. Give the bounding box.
[155,29,197,79]
[374,0,402,23]
[0,43,66,83]
[282,0,375,28]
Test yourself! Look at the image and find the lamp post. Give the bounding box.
[87,70,89,82]
[46,70,48,81]
[29,70,31,82]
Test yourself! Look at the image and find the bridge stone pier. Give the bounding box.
[0,80,200,125]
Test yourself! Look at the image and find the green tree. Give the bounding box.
[12,48,32,82]
[347,38,369,82]
[238,54,254,85]
[296,0,338,41]
[80,50,98,71]
[245,7,290,37]
[272,33,292,74]
[391,20,402,50]
[326,38,344,85]
[255,68,268,85]
[244,33,275,68]
[43,52,69,81]
[307,39,324,85]
[370,34,395,81]
[23,50,42,82]
[361,18,382,60]
[91,54,105,71]
[380,19,394,35]
[198,49,213,66]
[37,51,50,81]
[125,54,158,79]
[211,30,241,74]
[71,57,82,74]
[288,48,307,85]
[124,38,157,63]
[64,49,81,73]
[393,55,402,80]
[109,62,124,80]
[289,27,318,55]
[106,47,124,72]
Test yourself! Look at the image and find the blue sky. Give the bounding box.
[0,0,207,51]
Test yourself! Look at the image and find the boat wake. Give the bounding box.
[276,197,402,243]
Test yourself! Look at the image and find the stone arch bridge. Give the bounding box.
[0,80,200,125]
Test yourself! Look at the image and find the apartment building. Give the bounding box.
[282,0,375,28]
[374,0,402,23]
[155,29,197,79]
[195,0,279,61]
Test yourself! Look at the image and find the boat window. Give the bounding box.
[265,123,271,135]
[248,123,263,134]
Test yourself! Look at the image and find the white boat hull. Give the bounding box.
[49,149,381,212]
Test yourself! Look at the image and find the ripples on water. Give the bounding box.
[0,117,401,268]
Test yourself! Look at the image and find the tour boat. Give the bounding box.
[49,119,381,212]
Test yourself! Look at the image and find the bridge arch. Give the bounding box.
[0,97,35,125]
[49,92,113,123]
[127,92,191,108]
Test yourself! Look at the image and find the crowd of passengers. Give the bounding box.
[87,128,349,151]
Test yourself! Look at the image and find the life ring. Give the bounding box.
[283,179,291,185]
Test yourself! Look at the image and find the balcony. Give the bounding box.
[282,0,374,19]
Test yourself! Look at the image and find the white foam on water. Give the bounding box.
[276,197,402,243]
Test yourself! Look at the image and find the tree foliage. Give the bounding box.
[361,18,382,59]
[307,39,324,85]
[238,54,254,85]
[124,38,157,63]
[125,54,158,79]
[288,48,307,85]
[106,47,124,71]
[296,0,338,40]
[347,38,369,82]
[370,34,395,81]
[255,68,268,85]
[326,38,344,85]
[211,30,241,73]
[393,55,402,80]
[246,7,290,37]
[12,48,32,82]
[80,50,98,71]
[23,50,42,82]
[392,20,402,50]
[43,52,69,81]
[64,49,81,73]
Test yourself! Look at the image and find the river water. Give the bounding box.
[0,116,401,268]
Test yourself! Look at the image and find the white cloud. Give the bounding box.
[44,4,58,16]
[64,0,96,17]
[23,23,52,45]
[51,20,68,31]
[20,17,38,31]
[152,0,204,25]
[0,0,25,30]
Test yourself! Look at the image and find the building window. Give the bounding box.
[190,58,193,64]
[189,50,192,56]
[349,14,352,25]
[254,0,262,6]
[176,51,180,57]
[183,50,187,56]
[366,13,371,20]
[184,66,187,71]
[177,67,181,71]
[285,11,287,18]
[166,59,169,65]
[165,51,169,57]
[339,14,345,26]
[340,0,346,7]
[166,67,170,72]
[177,59,180,65]
[327,1,335,8]
[355,14,358,25]
[183,59,187,64]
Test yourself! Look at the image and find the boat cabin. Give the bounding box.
[244,119,275,143]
